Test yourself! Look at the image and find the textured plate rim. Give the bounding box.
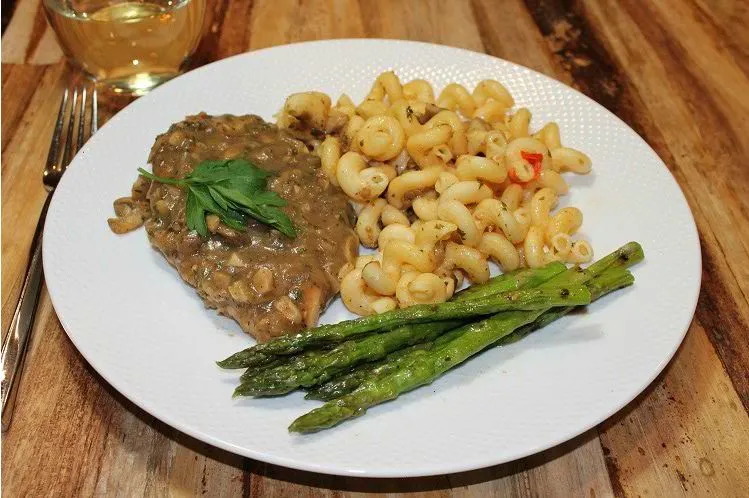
[43,39,702,477]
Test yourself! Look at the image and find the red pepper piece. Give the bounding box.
[509,151,543,183]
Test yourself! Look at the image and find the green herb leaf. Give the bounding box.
[188,159,270,190]
[185,190,208,237]
[250,191,288,207]
[137,158,297,238]
[211,185,297,237]
[211,184,260,210]
[207,185,230,211]
[137,168,185,186]
[189,184,246,231]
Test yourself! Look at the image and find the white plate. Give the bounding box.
[43,39,701,477]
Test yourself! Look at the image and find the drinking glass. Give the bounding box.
[43,0,207,95]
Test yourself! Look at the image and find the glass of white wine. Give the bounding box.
[43,0,207,95]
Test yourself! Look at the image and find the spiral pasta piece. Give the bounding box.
[407,125,453,169]
[473,198,529,243]
[472,79,515,108]
[378,223,416,249]
[500,183,524,211]
[334,94,356,118]
[545,207,583,244]
[343,115,365,151]
[549,232,572,260]
[336,152,395,202]
[279,91,331,129]
[424,110,468,156]
[396,272,453,307]
[390,99,427,137]
[437,83,476,117]
[413,219,458,248]
[478,232,520,271]
[440,242,490,284]
[355,198,387,248]
[568,240,593,263]
[484,131,508,163]
[508,108,531,139]
[529,187,558,227]
[361,237,438,296]
[466,118,491,155]
[366,70,404,103]
[473,99,508,123]
[340,268,382,316]
[438,199,483,247]
[455,155,507,184]
[534,122,562,150]
[381,204,410,226]
[435,171,459,194]
[386,167,441,209]
[317,135,341,186]
[357,99,390,119]
[355,115,406,161]
[538,169,569,195]
[440,181,493,205]
[505,137,551,183]
[403,79,435,103]
[412,193,440,221]
[551,147,592,174]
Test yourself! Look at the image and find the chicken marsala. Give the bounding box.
[109,114,358,342]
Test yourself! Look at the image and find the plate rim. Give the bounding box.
[43,38,702,477]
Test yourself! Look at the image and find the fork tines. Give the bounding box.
[44,79,98,191]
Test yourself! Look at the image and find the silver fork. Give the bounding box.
[1,80,98,431]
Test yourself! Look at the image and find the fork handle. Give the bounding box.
[1,193,51,431]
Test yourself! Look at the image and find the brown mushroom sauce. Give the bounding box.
[108,114,358,342]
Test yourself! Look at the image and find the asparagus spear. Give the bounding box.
[240,357,290,378]
[305,343,434,401]
[218,262,565,369]
[453,261,565,302]
[305,266,634,402]
[289,244,642,433]
[453,261,565,301]
[235,320,462,394]
[217,350,278,370]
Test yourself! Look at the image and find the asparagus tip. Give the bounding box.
[288,420,307,433]
[288,412,330,433]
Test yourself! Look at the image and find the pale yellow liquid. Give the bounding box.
[44,0,206,95]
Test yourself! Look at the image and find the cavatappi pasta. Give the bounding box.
[276,71,593,316]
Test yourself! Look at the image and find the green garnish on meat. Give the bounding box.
[138,158,297,238]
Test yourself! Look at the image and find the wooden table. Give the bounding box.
[3,1,748,496]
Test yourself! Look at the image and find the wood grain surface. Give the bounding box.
[3,0,749,496]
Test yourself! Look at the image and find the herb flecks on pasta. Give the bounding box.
[276,71,593,316]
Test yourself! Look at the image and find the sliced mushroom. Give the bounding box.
[251,267,274,295]
[108,197,146,234]
[301,285,323,327]
[274,296,303,325]
[228,279,253,303]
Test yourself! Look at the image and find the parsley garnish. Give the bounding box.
[138,159,296,238]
